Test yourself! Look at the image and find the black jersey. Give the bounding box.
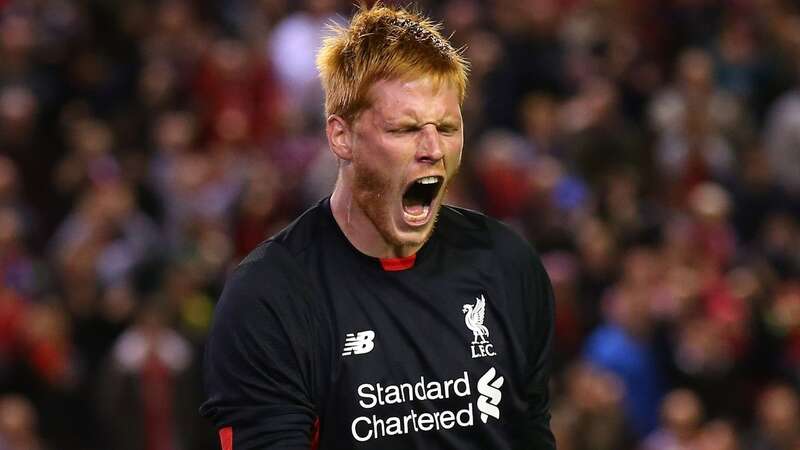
[200,198,556,450]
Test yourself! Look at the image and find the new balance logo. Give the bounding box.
[476,367,504,423]
[342,330,376,356]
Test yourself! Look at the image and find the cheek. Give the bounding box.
[358,135,403,166]
[352,139,402,191]
[445,140,463,172]
[363,140,416,182]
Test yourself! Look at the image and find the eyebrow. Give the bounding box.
[384,116,460,127]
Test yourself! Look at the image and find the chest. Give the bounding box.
[308,256,530,448]
[333,279,515,374]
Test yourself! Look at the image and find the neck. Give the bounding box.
[330,182,420,259]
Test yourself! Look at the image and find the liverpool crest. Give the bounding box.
[462,295,496,358]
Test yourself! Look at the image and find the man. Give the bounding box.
[200,4,556,449]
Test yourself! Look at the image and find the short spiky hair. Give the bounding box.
[316,3,469,121]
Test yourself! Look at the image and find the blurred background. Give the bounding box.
[0,0,799,449]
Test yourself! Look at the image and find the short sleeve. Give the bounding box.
[200,245,319,450]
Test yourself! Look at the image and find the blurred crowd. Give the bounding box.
[0,0,799,449]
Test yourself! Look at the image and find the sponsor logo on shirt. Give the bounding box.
[342,330,376,356]
[476,367,504,423]
[462,295,496,358]
[350,367,504,442]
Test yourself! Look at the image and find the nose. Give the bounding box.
[416,124,444,164]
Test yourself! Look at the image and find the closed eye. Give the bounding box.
[438,125,459,135]
[387,123,459,135]
[388,126,419,135]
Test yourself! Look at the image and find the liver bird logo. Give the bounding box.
[462,295,489,344]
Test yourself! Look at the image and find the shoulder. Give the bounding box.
[228,240,297,297]
[438,204,536,264]
[438,207,552,315]
[241,201,329,266]
[213,242,300,333]
[218,202,331,319]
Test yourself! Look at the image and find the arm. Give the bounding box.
[200,248,318,450]
[524,256,557,450]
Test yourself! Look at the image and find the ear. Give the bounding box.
[326,114,353,162]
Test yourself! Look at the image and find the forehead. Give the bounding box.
[362,76,461,122]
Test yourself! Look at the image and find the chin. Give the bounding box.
[386,204,441,251]
[392,225,434,249]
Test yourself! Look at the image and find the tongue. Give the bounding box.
[402,198,426,216]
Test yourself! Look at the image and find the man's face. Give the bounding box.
[348,76,463,251]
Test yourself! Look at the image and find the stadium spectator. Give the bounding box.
[0,0,798,448]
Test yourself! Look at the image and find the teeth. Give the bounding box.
[405,205,430,220]
[417,176,438,185]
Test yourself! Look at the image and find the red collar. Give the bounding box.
[379,254,417,271]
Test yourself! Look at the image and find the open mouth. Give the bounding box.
[402,175,443,224]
